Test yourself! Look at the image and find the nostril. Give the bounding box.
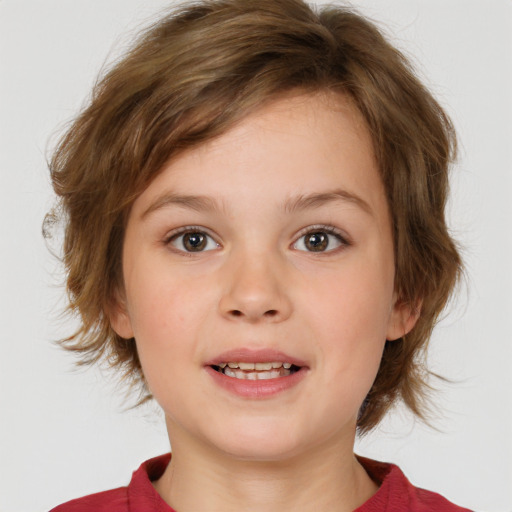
[228,309,278,318]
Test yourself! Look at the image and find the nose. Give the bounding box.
[218,250,293,323]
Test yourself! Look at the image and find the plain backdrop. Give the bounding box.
[1,1,511,511]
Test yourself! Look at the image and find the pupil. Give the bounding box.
[306,232,328,251]
[184,232,206,251]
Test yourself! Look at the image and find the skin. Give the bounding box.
[110,91,418,512]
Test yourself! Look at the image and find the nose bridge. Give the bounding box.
[219,244,292,322]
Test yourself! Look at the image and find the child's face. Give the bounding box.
[112,92,414,460]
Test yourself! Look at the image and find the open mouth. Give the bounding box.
[211,362,301,380]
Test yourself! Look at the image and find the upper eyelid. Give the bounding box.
[162,224,351,246]
[165,227,220,255]
[291,225,353,255]
[164,225,219,242]
[293,224,350,242]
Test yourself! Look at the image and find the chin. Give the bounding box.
[206,418,317,462]
[221,439,304,463]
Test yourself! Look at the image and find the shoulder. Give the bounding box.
[357,457,473,512]
[49,454,173,512]
[409,485,473,512]
[49,487,128,512]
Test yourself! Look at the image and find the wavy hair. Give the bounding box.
[47,0,462,433]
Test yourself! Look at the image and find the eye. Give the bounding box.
[293,228,348,253]
[168,229,219,253]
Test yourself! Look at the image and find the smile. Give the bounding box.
[212,362,299,380]
[205,349,308,398]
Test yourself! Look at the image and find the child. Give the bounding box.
[47,0,471,510]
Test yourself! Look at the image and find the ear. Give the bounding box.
[386,294,421,341]
[108,288,135,340]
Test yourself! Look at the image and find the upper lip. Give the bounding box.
[205,348,308,368]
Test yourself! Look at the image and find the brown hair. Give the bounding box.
[47,0,461,433]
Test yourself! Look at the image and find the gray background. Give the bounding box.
[0,1,510,510]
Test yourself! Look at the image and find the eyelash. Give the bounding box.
[164,226,220,255]
[163,224,351,254]
[293,225,351,254]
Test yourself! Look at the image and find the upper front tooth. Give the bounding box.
[255,362,273,370]
[224,361,292,370]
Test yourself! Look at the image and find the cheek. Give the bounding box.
[127,259,201,333]
[123,262,224,395]
[128,287,200,411]
[302,258,393,382]
[307,261,393,335]
[124,269,202,374]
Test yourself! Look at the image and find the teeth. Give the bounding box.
[215,362,298,380]
[219,361,293,370]
[223,367,290,380]
[255,362,273,370]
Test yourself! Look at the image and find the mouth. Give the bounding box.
[211,361,301,380]
[205,349,308,397]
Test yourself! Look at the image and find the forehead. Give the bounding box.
[131,91,385,219]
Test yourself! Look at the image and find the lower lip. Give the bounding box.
[205,366,307,398]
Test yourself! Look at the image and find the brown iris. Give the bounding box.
[183,232,207,251]
[304,232,328,251]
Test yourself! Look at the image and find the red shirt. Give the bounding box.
[50,454,472,511]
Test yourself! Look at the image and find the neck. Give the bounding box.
[154,421,378,512]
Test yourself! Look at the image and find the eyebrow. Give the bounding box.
[283,189,373,216]
[141,188,373,219]
[141,193,225,219]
